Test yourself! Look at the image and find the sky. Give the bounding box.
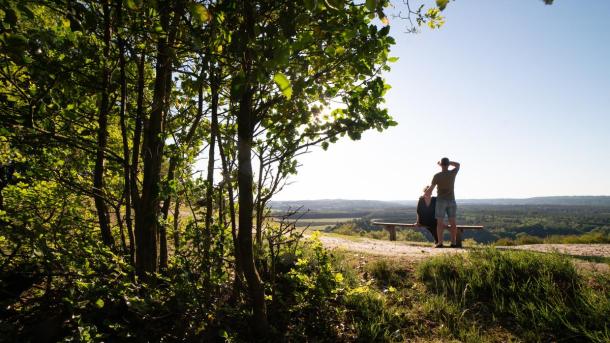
[273,0,610,201]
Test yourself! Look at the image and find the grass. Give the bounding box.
[418,248,610,342]
[327,246,610,342]
[494,230,610,246]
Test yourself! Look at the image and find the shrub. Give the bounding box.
[269,232,346,340]
[514,233,543,245]
[493,237,515,246]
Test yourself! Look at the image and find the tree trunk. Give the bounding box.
[237,88,268,336]
[204,62,220,283]
[159,63,207,269]
[117,0,132,258]
[129,50,145,266]
[135,0,184,277]
[93,1,114,248]
[218,123,243,300]
[235,1,269,334]
[255,152,264,255]
[173,198,181,252]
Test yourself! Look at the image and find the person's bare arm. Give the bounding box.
[415,198,422,225]
[450,161,460,171]
[425,184,435,196]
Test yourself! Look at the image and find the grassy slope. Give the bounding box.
[330,246,610,342]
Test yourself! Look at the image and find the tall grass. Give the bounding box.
[494,229,610,246]
[418,248,610,341]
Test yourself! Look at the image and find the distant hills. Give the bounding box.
[270,196,610,212]
[269,199,404,212]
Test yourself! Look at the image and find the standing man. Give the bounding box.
[425,157,460,248]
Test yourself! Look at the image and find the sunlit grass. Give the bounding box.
[418,248,610,342]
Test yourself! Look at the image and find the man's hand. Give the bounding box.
[424,187,433,197]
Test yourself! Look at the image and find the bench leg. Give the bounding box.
[388,226,396,241]
[457,228,464,246]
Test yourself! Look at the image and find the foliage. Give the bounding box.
[0,0,570,340]
[2,0,451,336]
[268,232,347,340]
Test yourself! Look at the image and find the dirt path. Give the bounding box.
[317,234,468,262]
[317,234,610,272]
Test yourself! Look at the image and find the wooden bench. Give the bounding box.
[372,222,484,243]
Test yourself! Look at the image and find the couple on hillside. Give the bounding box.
[415,157,461,248]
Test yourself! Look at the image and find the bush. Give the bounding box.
[268,232,346,340]
[417,248,610,341]
[493,237,515,246]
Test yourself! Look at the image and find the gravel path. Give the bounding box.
[317,234,610,272]
[317,234,467,261]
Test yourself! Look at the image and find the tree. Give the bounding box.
[0,0,461,338]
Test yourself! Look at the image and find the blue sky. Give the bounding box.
[274,0,610,200]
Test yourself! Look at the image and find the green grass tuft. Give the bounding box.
[418,247,610,341]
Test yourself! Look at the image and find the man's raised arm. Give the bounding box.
[450,161,460,171]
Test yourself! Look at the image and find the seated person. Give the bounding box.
[415,186,439,245]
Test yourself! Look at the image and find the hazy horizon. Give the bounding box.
[271,195,610,202]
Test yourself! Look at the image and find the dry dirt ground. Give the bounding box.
[316,234,610,273]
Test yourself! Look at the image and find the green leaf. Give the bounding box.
[436,0,449,11]
[304,0,317,11]
[189,4,211,23]
[388,57,399,63]
[379,14,389,26]
[272,45,290,66]
[126,0,140,10]
[273,73,292,99]
[365,0,376,12]
[94,299,105,308]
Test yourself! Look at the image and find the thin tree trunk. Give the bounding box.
[204,61,220,283]
[173,198,181,252]
[159,65,207,269]
[237,86,269,336]
[218,122,242,300]
[237,1,269,327]
[135,0,184,277]
[255,151,264,255]
[115,203,128,253]
[93,1,114,248]
[129,50,145,266]
[117,0,132,257]
[216,182,225,295]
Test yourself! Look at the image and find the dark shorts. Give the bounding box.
[435,198,457,219]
